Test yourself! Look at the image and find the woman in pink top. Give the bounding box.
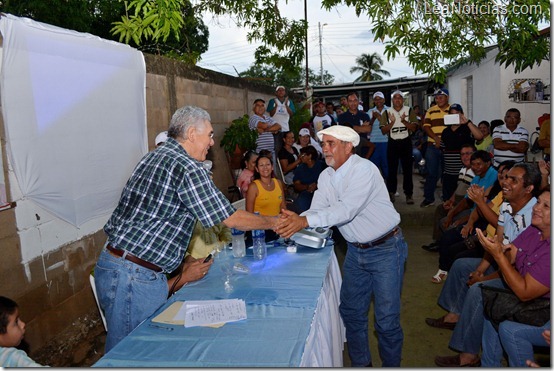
[236,150,258,197]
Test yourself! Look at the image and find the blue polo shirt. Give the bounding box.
[465,165,498,208]
[338,110,371,142]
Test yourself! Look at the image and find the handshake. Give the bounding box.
[273,209,309,239]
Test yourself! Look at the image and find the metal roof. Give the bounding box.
[291,76,432,97]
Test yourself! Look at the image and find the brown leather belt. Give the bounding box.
[106,244,162,272]
[350,227,399,249]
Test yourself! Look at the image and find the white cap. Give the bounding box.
[373,91,385,99]
[316,125,360,147]
[155,131,168,146]
[276,85,285,91]
[391,90,404,97]
[298,128,311,136]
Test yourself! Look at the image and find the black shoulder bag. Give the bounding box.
[479,284,550,331]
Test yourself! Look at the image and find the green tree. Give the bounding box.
[110,0,185,45]
[0,0,118,33]
[322,0,550,82]
[310,68,335,86]
[0,0,208,64]
[110,0,306,72]
[350,52,390,82]
[136,1,209,63]
[5,0,548,82]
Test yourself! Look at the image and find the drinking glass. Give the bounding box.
[217,242,233,292]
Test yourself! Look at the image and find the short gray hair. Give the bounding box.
[168,106,211,140]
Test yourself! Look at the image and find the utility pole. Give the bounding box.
[318,22,327,85]
[304,0,309,90]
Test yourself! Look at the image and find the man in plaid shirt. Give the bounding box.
[95,106,278,352]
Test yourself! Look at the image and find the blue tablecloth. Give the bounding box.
[93,240,342,367]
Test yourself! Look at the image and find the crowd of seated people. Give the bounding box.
[424,161,551,367]
[430,159,514,283]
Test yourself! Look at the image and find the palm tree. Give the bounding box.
[350,52,391,82]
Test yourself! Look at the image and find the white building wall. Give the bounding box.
[446,50,503,123]
[447,48,551,137]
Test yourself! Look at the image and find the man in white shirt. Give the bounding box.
[267,85,296,153]
[276,125,408,367]
[380,90,418,204]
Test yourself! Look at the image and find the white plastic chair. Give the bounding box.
[274,157,290,185]
[89,273,108,331]
[274,157,296,202]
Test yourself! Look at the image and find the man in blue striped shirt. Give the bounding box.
[95,106,279,352]
[249,99,281,155]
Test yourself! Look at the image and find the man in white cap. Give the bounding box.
[367,91,389,178]
[267,85,296,153]
[276,125,408,367]
[380,90,418,204]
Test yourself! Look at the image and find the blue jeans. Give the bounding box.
[339,230,408,367]
[94,248,168,352]
[412,147,422,164]
[437,258,494,315]
[423,145,443,202]
[369,142,388,178]
[482,319,551,367]
[449,278,506,354]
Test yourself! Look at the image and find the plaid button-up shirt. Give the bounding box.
[104,137,235,273]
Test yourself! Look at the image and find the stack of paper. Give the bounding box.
[152,299,247,328]
[181,299,246,327]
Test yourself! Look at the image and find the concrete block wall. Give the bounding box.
[0,52,276,360]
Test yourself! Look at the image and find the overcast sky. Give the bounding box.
[197,0,422,85]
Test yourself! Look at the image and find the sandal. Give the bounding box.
[431,269,448,283]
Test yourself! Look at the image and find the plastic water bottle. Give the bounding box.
[252,213,266,260]
[231,228,246,258]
